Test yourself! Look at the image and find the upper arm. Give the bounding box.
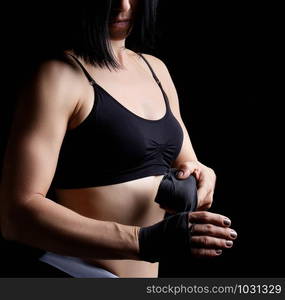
[0,60,80,231]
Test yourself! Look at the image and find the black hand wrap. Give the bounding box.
[154,168,198,213]
[138,211,192,263]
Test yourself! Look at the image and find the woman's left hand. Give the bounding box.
[175,161,216,211]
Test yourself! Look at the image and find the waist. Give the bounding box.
[54,174,165,225]
[53,174,166,277]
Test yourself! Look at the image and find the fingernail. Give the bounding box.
[177,171,184,177]
[216,250,222,255]
[230,230,237,239]
[223,219,231,226]
[226,240,233,247]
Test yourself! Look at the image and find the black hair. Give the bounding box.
[6,1,160,74]
[53,0,161,71]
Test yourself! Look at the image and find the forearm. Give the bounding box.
[3,195,141,260]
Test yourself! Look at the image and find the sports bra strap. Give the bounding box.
[68,52,163,90]
[137,53,169,106]
[67,54,96,86]
[137,53,162,86]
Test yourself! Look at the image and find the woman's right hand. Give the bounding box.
[138,210,237,263]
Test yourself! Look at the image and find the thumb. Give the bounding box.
[175,161,200,179]
[175,166,192,179]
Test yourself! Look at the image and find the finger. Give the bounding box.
[191,223,238,240]
[191,248,223,258]
[188,211,232,227]
[191,236,234,249]
[176,162,200,179]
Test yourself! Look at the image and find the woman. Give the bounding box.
[0,0,237,278]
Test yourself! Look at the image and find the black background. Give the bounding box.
[0,2,283,277]
[154,2,283,277]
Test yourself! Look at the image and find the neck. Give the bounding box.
[110,39,128,67]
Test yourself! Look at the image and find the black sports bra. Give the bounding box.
[51,53,184,189]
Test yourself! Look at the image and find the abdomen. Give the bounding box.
[54,174,165,277]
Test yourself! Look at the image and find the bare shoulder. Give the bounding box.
[138,53,172,83]
[128,49,177,103]
[32,56,82,85]
[138,53,169,74]
[137,52,182,119]
[127,49,168,72]
[136,52,175,95]
[20,55,88,126]
[140,53,164,64]
[28,56,83,101]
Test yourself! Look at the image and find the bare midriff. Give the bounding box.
[54,174,165,278]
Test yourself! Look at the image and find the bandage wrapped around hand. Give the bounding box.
[154,168,198,213]
[138,211,192,263]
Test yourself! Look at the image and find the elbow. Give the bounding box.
[1,217,13,241]
[1,183,38,241]
[1,198,35,242]
[1,207,21,241]
[1,205,16,240]
[0,191,12,240]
